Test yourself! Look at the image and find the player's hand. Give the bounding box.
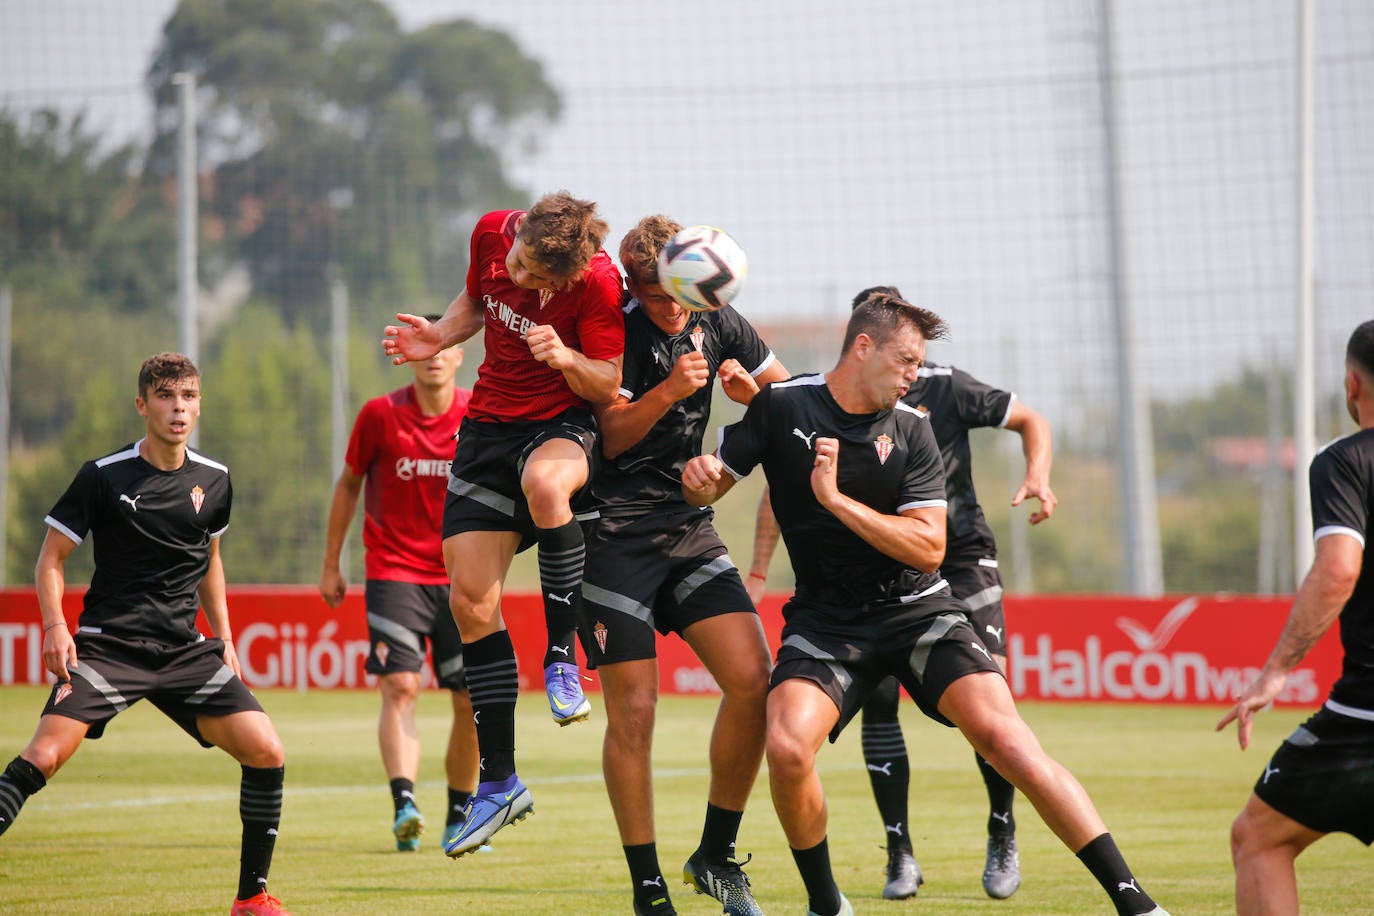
[319,568,347,608]
[42,622,77,681]
[383,313,442,366]
[1216,669,1287,750]
[745,572,766,606]
[717,359,761,405]
[682,454,725,495]
[664,351,710,401]
[526,324,575,370]
[220,638,244,680]
[810,436,841,507]
[1012,476,1058,525]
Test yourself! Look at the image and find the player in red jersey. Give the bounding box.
[382,190,625,856]
[320,333,482,853]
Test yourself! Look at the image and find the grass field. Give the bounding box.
[0,686,1364,915]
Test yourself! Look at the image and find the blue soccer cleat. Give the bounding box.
[443,776,533,858]
[392,800,423,852]
[442,820,492,854]
[544,662,591,726]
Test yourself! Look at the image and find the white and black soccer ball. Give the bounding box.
[656,225,748,313]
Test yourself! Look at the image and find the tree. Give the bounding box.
[143,0,561,322]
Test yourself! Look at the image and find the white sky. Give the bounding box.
[1,0,1370,429]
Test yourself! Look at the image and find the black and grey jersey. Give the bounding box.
[44,439,233,645]
[903,364,1014,561]
[1309,427,1374,712]
[588,299,774,517]
[716,374,947,606]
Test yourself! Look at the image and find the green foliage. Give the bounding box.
[198,303,333,582]
[144,0,560,320]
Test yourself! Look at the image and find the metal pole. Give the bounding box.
[174,72,199,447]
[0,282,10,586]
[1293,0,1317,580]
[1096,0,1163,595]
[330,273,349,574]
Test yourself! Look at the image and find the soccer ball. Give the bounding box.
[656,225,748,312]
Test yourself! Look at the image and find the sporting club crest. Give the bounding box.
[594,621,608,653]
[689,325,705,352]
[873,434,894,465]
[538,288,555,308]
[190,484,205,514]
[54,682,73,705]
[375,641,390,667]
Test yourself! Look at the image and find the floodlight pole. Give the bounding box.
[1293,0,1317,581]
[1096,0,1163,595]
[174,71,199,447]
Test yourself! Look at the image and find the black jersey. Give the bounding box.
[1309,427,1374,712]
[588,299,774,517]
[44,439,233,645]
[903,364,1014,560]
[717,374,948,606]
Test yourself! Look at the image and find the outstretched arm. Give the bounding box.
[34,528,78,682]
[746,487,781,603]
[1004,400,1057,525]
[383,289,485,366]
[320,467,364,608]
[1216,533,1360,748]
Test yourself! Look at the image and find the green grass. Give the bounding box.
[0,687,1364,914]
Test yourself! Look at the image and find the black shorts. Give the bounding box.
[1253,706,1374,845]
[442,410,599,551]
[364,579,465,690]
[944,556,1007,656]
[40,632,265,747]
[579,509,756,668]
[771,591,1003,741]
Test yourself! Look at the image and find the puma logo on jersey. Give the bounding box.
[792,428,817,448]
[971,641,992,661]
[1262,762,1280,784]
[1117,879,1141,894]
[119,494,143,511]
[866,761,894,776]
[547,592,573,606]
[985,624,1004,644]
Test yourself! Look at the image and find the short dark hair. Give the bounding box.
[1348,320,1374,377]
[851,285,903,310]
[138,352,199,398]
[841,288,948,354]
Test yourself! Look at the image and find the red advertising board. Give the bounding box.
[0,588,1341,706]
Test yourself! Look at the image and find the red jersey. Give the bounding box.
[464,209,625,421]
[345,385,471,583]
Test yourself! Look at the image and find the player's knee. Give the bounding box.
[245,734,285,769]
[18,745,63,781]
[379,673,420,705]
[765,726,813,781]
[1230,808,1263,863]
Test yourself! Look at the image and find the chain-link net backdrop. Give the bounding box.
[0,0,1370,594]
